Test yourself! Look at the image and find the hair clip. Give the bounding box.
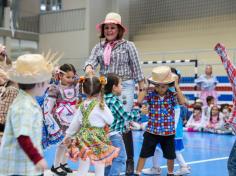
[99,76,107,85]
[79,76,86,83]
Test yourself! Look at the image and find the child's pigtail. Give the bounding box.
[99,76,107,110]
[78,76,85,104]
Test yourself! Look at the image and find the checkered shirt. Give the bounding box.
[146,90,177,136]
[85,40,144,82]
[0,89,43,175]
[0,85,18,131]
[105,93,139,133]
[215,44,236,130]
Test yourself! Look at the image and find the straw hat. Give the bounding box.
[96,12,126,32]
[7,52,61,84]
[148,66,176,84]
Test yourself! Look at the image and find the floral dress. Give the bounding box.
[42,84,79,149]
[69,99,119,165]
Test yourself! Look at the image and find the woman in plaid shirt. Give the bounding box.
[84,12,145,175]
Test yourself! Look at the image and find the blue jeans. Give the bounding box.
[105,133,127,176]
[120,79,135,170]
[120,79,135,112]
[228,140,236,176]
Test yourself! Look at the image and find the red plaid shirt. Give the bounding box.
[215,43,236,128]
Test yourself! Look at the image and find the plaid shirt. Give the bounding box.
[215,44,236,128]
[105,93,139,133]
[85,39,144,82]
[0,89,43,175]
[146,90,177,136]
[0,85,18,131]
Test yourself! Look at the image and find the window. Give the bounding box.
[11,39,38,59]
[41,0,62,12]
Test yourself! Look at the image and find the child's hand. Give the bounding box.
[0,44,6,56]
[141,105,149,114]
[36,158,48,171]
[85,65,95,75]
[173,74,179,87]
[63,137,72,147]
[141,122,148,130]
[224,122,231,129]
[130,121,141,130]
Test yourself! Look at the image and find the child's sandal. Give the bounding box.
[60,163,73,173]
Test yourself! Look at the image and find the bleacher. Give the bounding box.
[180,76,233,104]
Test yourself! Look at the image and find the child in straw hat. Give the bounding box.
[135,66,186,176]
[141,68,190,176]
[0,53,59,175]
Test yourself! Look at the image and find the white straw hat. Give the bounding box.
[7,52,61,84]
[148,66,176,84]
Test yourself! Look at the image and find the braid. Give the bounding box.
[99,76,107,110]
[90,77,93,96]
[78,76,85,104]
[100,84,105,110]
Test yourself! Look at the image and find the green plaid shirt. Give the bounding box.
[105,93,139,133]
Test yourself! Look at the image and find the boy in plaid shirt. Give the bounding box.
[104,73,140,176]
[135,66,186,176]
[0,53,59,175]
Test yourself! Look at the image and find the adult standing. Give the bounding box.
[195,65,218,105]
[215,43,236,176]
[84,12,145,175]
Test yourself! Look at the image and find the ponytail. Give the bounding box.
[78,76,85,104]
[99,76,107,110]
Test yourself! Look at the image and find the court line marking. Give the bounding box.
[160,156,229,168]
[44,157,229,175]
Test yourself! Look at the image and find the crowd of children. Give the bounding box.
[0,12,235,176]
[0,47,190,176]
[184,96,233,134]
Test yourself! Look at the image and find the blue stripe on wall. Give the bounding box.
[184,94,233,101]
[180,76,229,84]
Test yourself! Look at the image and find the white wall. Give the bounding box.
[62,0,86,10]
[87,0,109,51]
[19,0,40,16]
[39,30,89,70]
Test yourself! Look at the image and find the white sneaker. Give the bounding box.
[174,166,191,175]
[142,167,161,175]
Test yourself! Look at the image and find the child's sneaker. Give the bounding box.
[51,165,67,176]
[142,167,161,175]
[174,166,191,175]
